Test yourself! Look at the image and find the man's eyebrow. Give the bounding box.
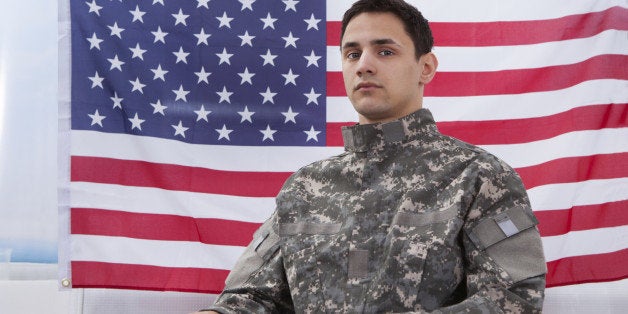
[341,38,400,50]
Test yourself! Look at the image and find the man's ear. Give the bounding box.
[419,52,438,85]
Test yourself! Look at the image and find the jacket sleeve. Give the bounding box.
[202,212,293,313]
[430,161,547,313]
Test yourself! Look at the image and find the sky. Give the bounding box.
[0,0,59,263]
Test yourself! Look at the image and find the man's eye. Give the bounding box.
[379,50,393,56]
[346,52,360,59]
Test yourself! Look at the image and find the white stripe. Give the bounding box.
[542,225,628,262]
[528,178,628,211]
[481,128,628,168]
[71,234,245,270]
[71,182,275,223]
[327,30,626,72]
[327,79,628,123]
[71,130,344,172]
[327,0,624,22]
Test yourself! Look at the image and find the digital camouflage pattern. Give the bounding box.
[206,109,547,313]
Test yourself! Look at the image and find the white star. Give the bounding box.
[88,109,106,127]
[304,87,321,105]
[304,13,321,30]
[172,85,190,102]
[88,71,104,89]
[130,43,147,60]
[151,64,168,81]
[108,22,125,38]
[238,106,255,123]
[238,67,255,85]
[282,32,299,48]
[153,0,165,5]
[259,87,277,104]
[304,50,321,67]
[215,124,233,141]
[172,120,189,138]
[238,31,255,47]
[110,92,123,109]
[282,68,299,85]
[281,106,299,123]
[129,5,146,23]
[150,99,167,115]
[238,0,255,11]
[216,86,233,103]
[260,125,277,142]
[197,0,210,8]
[194,28,211,45]
[86,0,103,16]
[195,66,212,84]
[304,125,321,142]
[172,8,190,26]
[86,33,103,50]
[152,26,168,43]
[173,46,190,64]
[107,55,125,71]
[128,113,145,131]
[282,0,299,12]
[194,105,212,122]
[260,49,277,66]
[216,12,233,28]
[129,77,146,93]
[260,13,277,30]
[216,47,233,65]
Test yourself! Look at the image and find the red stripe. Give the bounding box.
[536,201,628,237]
[517,153,628,190]
[546,249,628,287]
[326,7,628,47]
[71,261,229,294]
[71,207,261,246]
[71,156,291,197]
[327,54,628,97]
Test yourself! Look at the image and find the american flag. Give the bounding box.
[59,0,628,294]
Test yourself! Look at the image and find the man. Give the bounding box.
[199,0,547,312]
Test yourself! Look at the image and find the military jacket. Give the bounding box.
[207,109,547,313]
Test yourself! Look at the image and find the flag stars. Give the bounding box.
[173,46,190,64]
[282,32,299,48]
[282,69,299,85]
[238,106,255,123]
[172,85,190,102]
[129,77,146,93]
[281,106,299,123]
[282,0,299,12]
[304,126,321,142]
[216,125,234,141]
[86,33,103,50]
[304,50,321,67]
[238,31,255,47]
[260,87,277,104]
[197,0,210,8]
[150,99,167,115]
[152,26,168,43]
[172,121,189,138]
[152,0,165,5]
[129,5,146,23]
[88,110,106,127]
[108,22,125,38]
[260,49,277,66]
[238,67,255,85]
[88,71,105,89]
[304,87,321,105]
[195,28,211,45]
[172,8,190,26]
[195,66,212,84]
[111,92,123,109]
[260,13,277,30]
[85,0,103,16]
[128,113,145,131]
[304,14,321,30]
[151,64,168,81]
[216,86,234,103]
[216,48,234,65]
[194,105,212,122]
[239,0,256,11]
[107,55,125,71]
[216,12,234,28]
[260,125,277,141]
[130,43,147,60]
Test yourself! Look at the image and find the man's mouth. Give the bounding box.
[355,82,381,91]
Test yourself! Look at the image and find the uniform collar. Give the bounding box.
[341,109,437,153]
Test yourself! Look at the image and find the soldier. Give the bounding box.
[198,0,547,312]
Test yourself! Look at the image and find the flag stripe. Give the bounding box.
[528,178,628,211]
[327,54,628,97]
[536,200,628,237]
[71,261,229,294]
[545,249,628,288]
[326,6,628,47]
[542,225,628,262]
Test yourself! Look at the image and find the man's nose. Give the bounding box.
[355,52,376,76]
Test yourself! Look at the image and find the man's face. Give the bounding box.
[341,12,426,124]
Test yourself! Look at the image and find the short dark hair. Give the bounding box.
[341,0,434,60]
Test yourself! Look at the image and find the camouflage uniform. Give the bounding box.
[206,109,547,313]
